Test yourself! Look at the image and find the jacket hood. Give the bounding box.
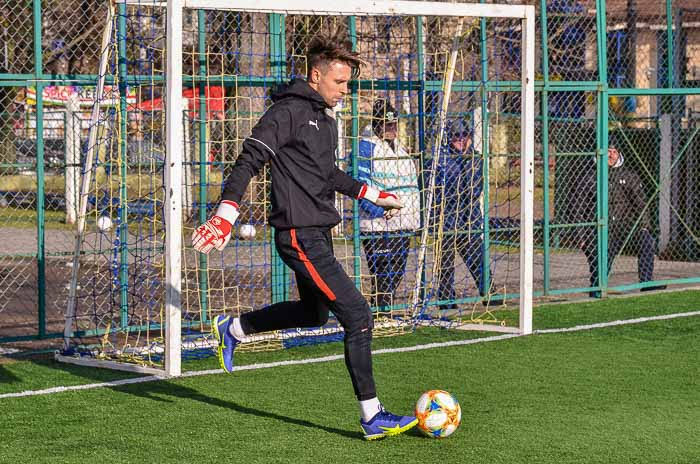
[271,78,329,109]
[612,151,624,168]
[602,151,625,168]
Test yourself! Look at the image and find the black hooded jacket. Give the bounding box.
[221,79,363,230]
[575,155,651,239]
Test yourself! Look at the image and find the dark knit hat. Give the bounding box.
[448,119,472,138]
[371,98,398,134]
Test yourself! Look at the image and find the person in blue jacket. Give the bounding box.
[426,119,488,309]
[356,99,420,310]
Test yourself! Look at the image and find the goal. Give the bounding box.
[57,0,535,377]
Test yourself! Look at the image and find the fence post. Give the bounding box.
[269,13,289,303]
[197,9,209,322]
[349,16,361,288]
[117,1,130,327]
[479,5,491,299]
[540,0,551,295]
[595,0,609,296]
[33,0,46,338]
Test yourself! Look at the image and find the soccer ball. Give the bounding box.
[97,216,113,231]
[238,224,256,239]
[415,390,461,438]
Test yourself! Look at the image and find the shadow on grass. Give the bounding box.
[34,357,140,379]
[0,365,21,383]
[0,356,142,392]
[113,380,360,439]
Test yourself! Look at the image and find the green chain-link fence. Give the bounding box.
[1,0,699,344]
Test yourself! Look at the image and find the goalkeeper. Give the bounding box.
[426,119,489,309]
[192,35,418,440]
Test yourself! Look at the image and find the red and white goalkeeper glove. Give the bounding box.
[358,184,403,219]
[191,200,240,254]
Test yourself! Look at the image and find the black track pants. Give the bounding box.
[583,226,656,288]
[438,230,486,305]
[239,226,376,400]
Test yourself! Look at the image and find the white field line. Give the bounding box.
[2,310,699,400]
[533,310,700,334]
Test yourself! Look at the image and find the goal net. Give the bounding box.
[58,0,534,376]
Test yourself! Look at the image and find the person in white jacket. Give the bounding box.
[356,99,420,310]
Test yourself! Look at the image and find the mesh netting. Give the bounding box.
[57,5,531,366]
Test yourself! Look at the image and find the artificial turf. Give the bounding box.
[0,290,698,463]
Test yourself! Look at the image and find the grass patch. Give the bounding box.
[1,207,73,230]
[2,290,698,392]
[0,356,140,394]
[1,311,698,463]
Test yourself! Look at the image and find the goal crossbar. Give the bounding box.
[121,0,531,19]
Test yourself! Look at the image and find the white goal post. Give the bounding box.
[59,0,535,378]
[161,0,536,375]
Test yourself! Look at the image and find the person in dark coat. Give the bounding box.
[580,146,664,297]
[424,119,490,308]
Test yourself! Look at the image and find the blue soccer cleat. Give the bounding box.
[211,315,240,373]
[360,408,419,440]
